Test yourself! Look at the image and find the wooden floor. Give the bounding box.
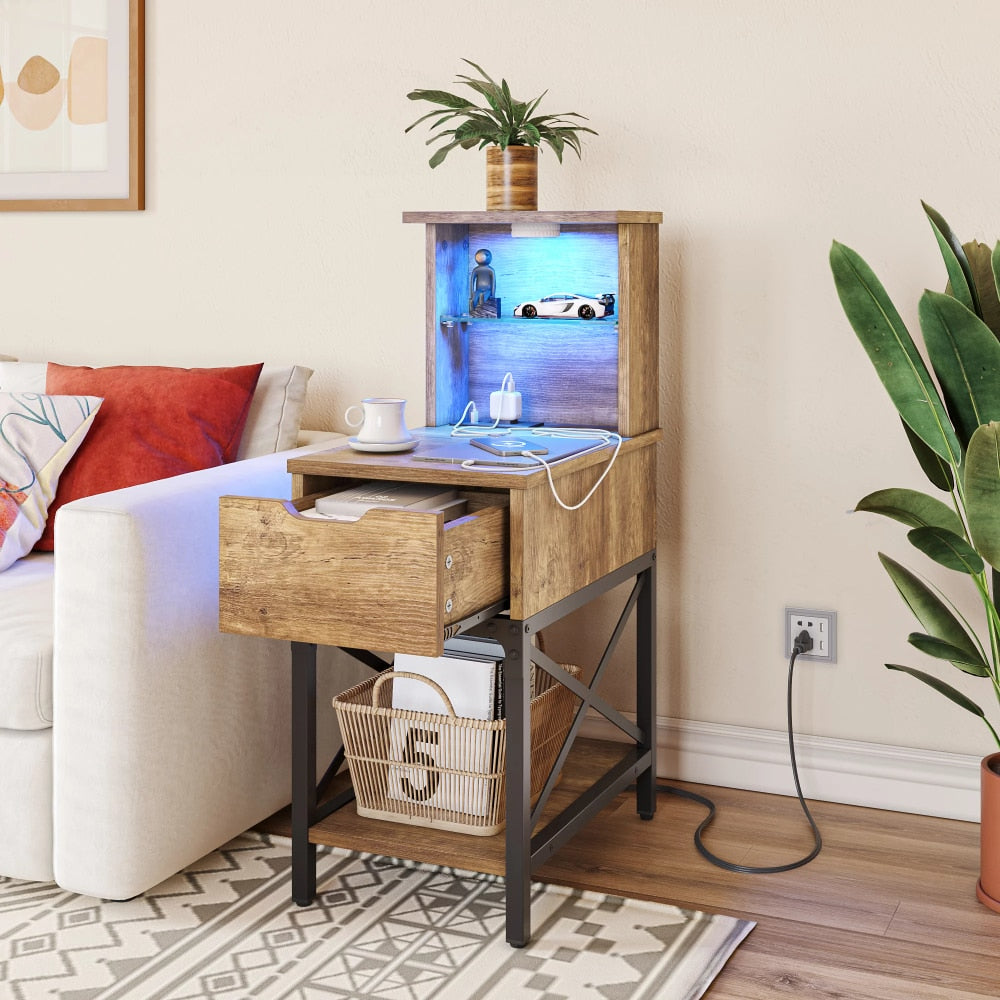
[262,739,1000,998]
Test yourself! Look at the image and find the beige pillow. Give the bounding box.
[0,361,313,459]
[237,364,313,458]
[0,361,44,393]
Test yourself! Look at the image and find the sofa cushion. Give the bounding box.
[0,360,45,392]
[0,360,312,462]
[36,363,263,550]
[0,553,54,730]
[0,392,104,572]
[237,364,313,459]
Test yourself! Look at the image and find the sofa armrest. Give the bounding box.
[52,438,346,898]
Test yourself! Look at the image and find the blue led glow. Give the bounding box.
[466,226,619,313]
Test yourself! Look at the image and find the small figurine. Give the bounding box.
[469,248,500,317]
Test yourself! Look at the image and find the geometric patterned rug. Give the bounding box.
[0,832,753,1000]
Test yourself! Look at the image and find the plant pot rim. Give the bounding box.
[486,145,539,156]
[985,752,1000,777]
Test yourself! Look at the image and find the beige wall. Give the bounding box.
[4,1,999,758]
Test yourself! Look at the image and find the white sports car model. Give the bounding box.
[513,293,615,320]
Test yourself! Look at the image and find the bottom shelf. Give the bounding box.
[259,737,634,876]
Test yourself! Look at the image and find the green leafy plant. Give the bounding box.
[405,59,597,168]
[831,202,1000,749]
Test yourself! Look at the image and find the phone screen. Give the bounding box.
[469,437,549,457]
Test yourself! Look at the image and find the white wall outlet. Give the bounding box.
[784,607,837,662]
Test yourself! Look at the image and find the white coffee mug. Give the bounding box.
[345,397,410,444]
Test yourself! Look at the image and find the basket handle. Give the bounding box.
[372,670,458,717]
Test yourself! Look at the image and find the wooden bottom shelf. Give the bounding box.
[259,737,634,876]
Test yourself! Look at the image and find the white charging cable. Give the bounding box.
[450,372,516,438]
[518,427,623,511]
[449,372,622,511]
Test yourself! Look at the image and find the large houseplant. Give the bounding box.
[405,59,597,210]
[830,202,1000,911]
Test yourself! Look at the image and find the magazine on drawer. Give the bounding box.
[309,480,465,522]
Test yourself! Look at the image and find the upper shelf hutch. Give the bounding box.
[402,210,662,435]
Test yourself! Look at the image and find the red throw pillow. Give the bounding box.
[36,362,263,550]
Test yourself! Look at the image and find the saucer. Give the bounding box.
[348,436,418,453]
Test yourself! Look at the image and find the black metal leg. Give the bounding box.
[503,622,532,947]
[636,561,657,820]
[291,640,317,905]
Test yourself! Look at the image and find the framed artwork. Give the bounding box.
[0,0,143,211]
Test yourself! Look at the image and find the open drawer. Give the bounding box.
[219,491,509,656]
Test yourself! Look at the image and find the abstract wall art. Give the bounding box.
[0,0,143,210]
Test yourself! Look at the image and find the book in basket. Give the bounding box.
[387,642,504,816]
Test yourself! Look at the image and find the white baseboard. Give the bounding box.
[580,712,982,823]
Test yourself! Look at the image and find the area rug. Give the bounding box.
[0,833,753,1000]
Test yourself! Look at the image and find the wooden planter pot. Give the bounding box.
[978,752,1000,912]
[486,146,538,211]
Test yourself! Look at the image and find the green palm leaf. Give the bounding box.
[906,526,983,575]
[460,58,498,87]
[992,241,1000,321]
[878,552,982,665]
[906,633,989,675]
[406,61,596,164]
[856,487,964,534]
[965,421,1000,567]
[457,78,505,119]
[963,241,1000,339]
[918,289,1000,447]
[886,663,988,716]
[428,138,469,168]
[830,242,960,465]
[901,420,954,491]
[923,201,980,315]
[406,89,476,110]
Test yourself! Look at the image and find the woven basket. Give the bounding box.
[333,663,579,836]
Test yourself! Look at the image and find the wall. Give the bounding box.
[3,0,1000,766]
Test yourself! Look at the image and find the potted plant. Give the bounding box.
[405,59,597,210]
[830,202,1000,911]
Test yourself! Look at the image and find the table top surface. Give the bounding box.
[287,426,662,490]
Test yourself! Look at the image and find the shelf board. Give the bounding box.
[440,314,617,326]
[403,210,663,225]
[259,737,637,877]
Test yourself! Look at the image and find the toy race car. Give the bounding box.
[513,293,615,320]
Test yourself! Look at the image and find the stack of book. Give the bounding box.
[388,637,506,816]
[310,480,466,522]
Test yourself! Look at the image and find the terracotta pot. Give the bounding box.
[486,146,538,211]
[977,752,1000,912]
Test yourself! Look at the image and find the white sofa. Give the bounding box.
[0,363,352,899]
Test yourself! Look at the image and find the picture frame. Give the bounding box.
[0,0,144,211]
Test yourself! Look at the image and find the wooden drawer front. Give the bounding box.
[219,497,509,657]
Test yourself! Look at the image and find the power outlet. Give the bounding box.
[784,608,837,662]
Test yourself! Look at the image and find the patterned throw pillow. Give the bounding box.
[0,392,103,572]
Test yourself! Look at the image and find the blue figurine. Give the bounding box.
[469,248,499,316]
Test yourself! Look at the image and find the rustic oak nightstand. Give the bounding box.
[219,210,662,947]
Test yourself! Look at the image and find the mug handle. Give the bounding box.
[345,404,364,428]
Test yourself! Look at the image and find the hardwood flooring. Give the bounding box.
[261,739,999,998]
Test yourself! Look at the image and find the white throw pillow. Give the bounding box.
[237,364,313,459]
[0,361,312,459]
[0,361,45,393]
[0,392,103,571]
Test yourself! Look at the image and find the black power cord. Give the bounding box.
[649,629,823,874]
